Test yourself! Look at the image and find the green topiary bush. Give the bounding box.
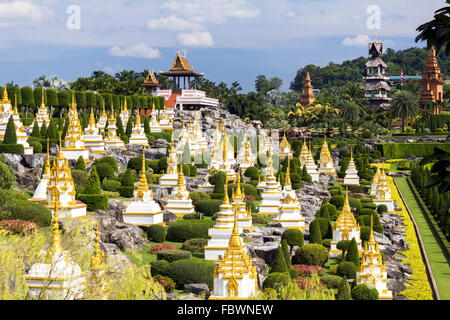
[281,229,304,248]
[330,195,345,209]
[150,260,170,277]
[118,186,135,198]
[28,140,42,153]
[77,194,109,211]
[314,218,333,239]
[75,156,86,171]
[360,226,371,243]
[166,219,215,242]
[244,166,259,181]
[181,238,208,255]
[147,224,166,243]
[320,274,343,289]
[156,249,192,263]
[345,238,360,269]
[337,261,357,279]
[1,200,52,227]
[96,162,115,181]
[309,219,323,245]
[336,276,352,300]
[0,161,15,189]
[166,259,216,290]
[319,203,338,220]
[271,245,289,274]
[262,272,291,291]
[189,192,211,206]
[71,170,88,187]
[0,144,24,154]
[252,213,266,225]
[351,284,379,300]
[293,243,328,266]
[102,179,121,192]
[194,199,222,217]
[377,204,388,214]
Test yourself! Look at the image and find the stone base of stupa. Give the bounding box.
[49,205,87,219]
[258,202,280,215]
[273,216,306,230]
[104,140,126,150]
[159,174,179,187]
[150,126,162,133]
[373,199,395,212]
[123,201,164,226]
[129,135,149,147]
[164,200,195,218]
[61,148,90,161]
[344,176,360,185]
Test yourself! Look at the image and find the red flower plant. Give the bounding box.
[292,264,324,277]
[1,220,39,236]
[150,244,178,254]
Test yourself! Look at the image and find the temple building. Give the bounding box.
[84,108,106,154]
[356,216,393,300]
[46,137,87,219]
[157,50,218,113]
[273,163,306,230]
[25,197,85,300]
[11,98,33,155]
[30,88,51,129]
[370,166,382,196]
[304,143,320,182]
[344,149,360,185]
[123,151,164,226]
[204,179,247,262]
[142,67,160,96]
[97,104,108,133]
[62,94,89,161]
[230,174,253,231]
[149,103,162,133]
[104,104,126,150]
[159,136,180,186]
[128,109,149,147]
[300,72,316,106]
[363,39,391,109]
[30,139,51,203]
[329,190,362,257]
[299,138,309,166]
[119,99,130,128]
[158,102,174,131]
[373,169,395,213]
[209,206,258,300]
[164,166,195,217]
[279,132,293,160]
[318,137,336,175]
[420,47,444,114]
[0,85,13,140]
[258,163,282,215]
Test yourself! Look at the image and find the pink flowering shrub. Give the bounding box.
[1,220,39,235]
[154,275,175,293]
[292,264,324,277]
[295,278,325,291]
[244,195,255,202]
[150,244,178,254]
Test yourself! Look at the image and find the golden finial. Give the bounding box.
[177,165,185,189]
[41,87,45,108]
[136,109,141,126]
[223,178,230,205]
[285,159,291,186]
[152,101,156,112]
[90,220,104,271]
[369,214,376,245]
[44,137,51,176]
[228,206,243,250]
[45,190,63,263]
[124,97,128,112]
[2,85,8,102]
[70,91,77,110]
[234,171,243,199]
[13,94,18,114]
[89,107,96,127]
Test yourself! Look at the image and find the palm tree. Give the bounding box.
[390,90,419,133]
[340,101,361,122]
[415,1,450,55]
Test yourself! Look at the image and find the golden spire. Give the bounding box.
[222,131,228,162]
[368,214,376,245]
[227,206,243,250]
[137,149,149,193]
[177,165,185,189]
[101,102,106,116]
[40,87,45,108]
[285,159,291,186]
[233,172,243,199]
[136,109,141,127]
[57,131,64,158]
[124,97,128,112]
[2,85,8,103]
[169,133,175,153]
[13,94,18,114]
[44,137,51,176]
[70,92,77,110]
[45,191,63,264]
[152,101,156,113]
[108,102,115,121]
[89,107,96,127]
[223,178,230,205]
[90,220,104,271]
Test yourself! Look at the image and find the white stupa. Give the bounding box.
[84,108,106,155]
[0,85,13,140]
[29,88,51,129]
[373,169,395,213]
[344,150,360,185]
[104,104,126,150]
[96,104,108,134]
[258,165,282,215]
[30,139,51,203]
[149,103,162,133]
[159,135,179,186]
[164,166,195,218]
[128,109,149,147]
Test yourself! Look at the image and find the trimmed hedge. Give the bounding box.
[118,186,135,198]
[189,192,211,206]
[150,260,170,277]
[166,219,215,242]
[102,179,121,192]
[293,244,328,266]
[165,259,216,290]
[194,199,222,216]
[351,284,379,300]
[156,249,192,263]
[0,200,52,227]
[375,143,450,158]
[0,144,24,154]
[77,194,109,211]
[281,229,304,248]
[320,274,343,289]
[262,272,291,291]
[181,238,208,255]
[337,261,357,279]
[147,224,166,243]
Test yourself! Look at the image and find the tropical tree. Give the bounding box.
[390,90,419,132]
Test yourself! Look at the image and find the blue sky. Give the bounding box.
[0,0,445,92]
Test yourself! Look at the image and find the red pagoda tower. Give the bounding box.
[420,47,444,114]
[300,72,316,106]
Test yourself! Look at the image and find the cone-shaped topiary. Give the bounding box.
[84,165,102,194]
[47,120,59,140]
[320,206,330,220]
[336,276,352,300]
[3,117,17,144]
[30,122,41,139]
[75,156,86,171]
[40,122,47,139]
[125,117,133,137]
[345,237,360,269]
[281,239,292,268]
[116,116,125,137]
[309,219,322,245]
[144,116,150,134]
[271,245,289,274]
[122,168,135,187]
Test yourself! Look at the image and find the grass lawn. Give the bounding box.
[395,177,450,300]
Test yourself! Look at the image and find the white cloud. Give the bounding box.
[177,31,214,47]
[342,34,371,47]
[109,42,160,58]
[147,15,203,31]
[0,1,53,27]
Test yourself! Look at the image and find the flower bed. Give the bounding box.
[292,265,324,277]
[0,220,39,235]
[294,278,325,290]
[150,244,178,254]
[389,177,433,300]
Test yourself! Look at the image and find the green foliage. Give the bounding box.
[125,117,133,137]
[337,240,351,254]
[337,261,357,280]
[71,169,88,187]
[40,122,47,138]
[166,219,215,242]
[281,229,304,248]
[147,224,166,243]
[345,238,360,269]
[194,199,222,217]
[309,219,323,245]
[330,195,345,209]
[102,179,121,192]
[94,156,118,172]
[0,144,24,155]
[360,226,371,243]
[377,204,388,214]
[165,259,216,290]
[293,243,328,266]
[262,272,291,291]
[320,203,338,220]
[118,186,135,198]
[84,166,102,194]
[320,274,343,289]
[351,284,379,300]
[150,260,170,277]
[375,143,450,158]
[0,200,52,227]
[336,277,352,300]
[21,86,35,107]
[209,171,226,194]
[189,192,211,206]
[75,156,86,171]
[181,238,208,255]
[271,245,289,274]
[156,249,192,263]
[30,122,41,139]
[0,161,15,189]
[121,168,135,186]
[3,117,17,144]
[244,166,260,180]
[27,139,41,153]
[314,218,333,239]
[77,194,109,211]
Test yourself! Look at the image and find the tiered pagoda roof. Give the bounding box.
[159,50,204,77]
